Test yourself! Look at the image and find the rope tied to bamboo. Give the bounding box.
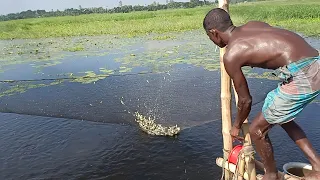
[242,145,255,157]
[233,145,256,180]
[220,145,256,180]
[220,148,231,180]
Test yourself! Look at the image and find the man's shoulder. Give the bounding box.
[226,40,252,56]
[244,21,272,28]
[224,41,252,65]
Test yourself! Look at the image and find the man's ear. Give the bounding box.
[209,29,216,34]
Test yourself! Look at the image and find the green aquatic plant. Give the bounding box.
[0,35,137,75]
[71,71,107,84]
[152,35,177,40]
[70,69,115,84]
[99,68,114,74]
[119,66,133,73]
[63,45,85,52]
[33,61,62,69]
[0,80,64,98]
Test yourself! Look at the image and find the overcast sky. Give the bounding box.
[0,0,192,15]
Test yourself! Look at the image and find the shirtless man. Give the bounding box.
[203,8,320,180]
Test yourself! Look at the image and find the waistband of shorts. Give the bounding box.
[272,56,319,82]
[286,56,319,74]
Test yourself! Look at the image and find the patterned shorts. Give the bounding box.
[262,56,320,124]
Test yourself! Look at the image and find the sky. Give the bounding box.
[0,0,191,15]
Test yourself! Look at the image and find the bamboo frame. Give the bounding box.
[236,152,246,180]
[243,123,257,180]
[232,82,257,180]
[220,47,233,180]
[217,0,257,179]
[218,1,232,179]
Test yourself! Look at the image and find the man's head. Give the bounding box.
[203,8,234,48]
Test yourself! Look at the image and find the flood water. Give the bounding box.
[0,31,319,180]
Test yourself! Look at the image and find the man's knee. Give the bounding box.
[249,124,264,141]
[249,113,272,141]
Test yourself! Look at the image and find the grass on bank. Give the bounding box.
[0,0,319,39]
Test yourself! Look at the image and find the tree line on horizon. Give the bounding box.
[0,0,258,21]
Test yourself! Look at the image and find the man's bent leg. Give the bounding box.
[249,112,281,180]
[281,121,320,171]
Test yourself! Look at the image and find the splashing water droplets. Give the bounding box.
[134,112,181,136]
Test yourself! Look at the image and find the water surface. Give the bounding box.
[0,30,319,180]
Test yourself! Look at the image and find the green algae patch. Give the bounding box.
[152,35,177,41]
[0,34,137,74]
[119,67,133,73]
[70,68,116,84]
[71,71,109,84]
[0,81,64,98]
[99,68,114,74]
[63,45,85,52]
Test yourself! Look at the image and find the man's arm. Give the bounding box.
[223,54,252,129]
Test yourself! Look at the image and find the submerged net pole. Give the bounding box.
[218,0,232,180]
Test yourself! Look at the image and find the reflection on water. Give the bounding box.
[0,30,319,179]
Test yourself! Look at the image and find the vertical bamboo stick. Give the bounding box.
[243,124,257,180]
[232,84,246,180]
[237,153,246,180]
[220,48,233,180]
[232,83,257,180]
[218,1,232,180]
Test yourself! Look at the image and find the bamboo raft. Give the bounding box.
[216,1,309,179]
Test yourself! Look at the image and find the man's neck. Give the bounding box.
[222,25,237,45]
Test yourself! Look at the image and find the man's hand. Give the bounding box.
[230,125,244,142]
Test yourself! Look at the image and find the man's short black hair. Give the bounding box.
[203,8,233,32]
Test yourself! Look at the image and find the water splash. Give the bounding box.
[121,97,181,136]
[134,111,181,137]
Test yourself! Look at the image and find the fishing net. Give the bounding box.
[0,31,279,136]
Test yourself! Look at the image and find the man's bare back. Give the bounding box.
[225,21,319,70]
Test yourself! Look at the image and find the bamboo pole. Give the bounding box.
[232,84,248,180]
[243,124,257,180]
[220,46,233,180]
[218,1,232,179]
[232,82,257,180]
[237,153,246,180]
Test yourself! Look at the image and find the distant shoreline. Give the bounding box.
[0,0,319,40]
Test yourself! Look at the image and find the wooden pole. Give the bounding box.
[243,123,257,180]
[232,83,257,180]
[237,153,246,180]
[232,84,247,180]
[218,0,232,180]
